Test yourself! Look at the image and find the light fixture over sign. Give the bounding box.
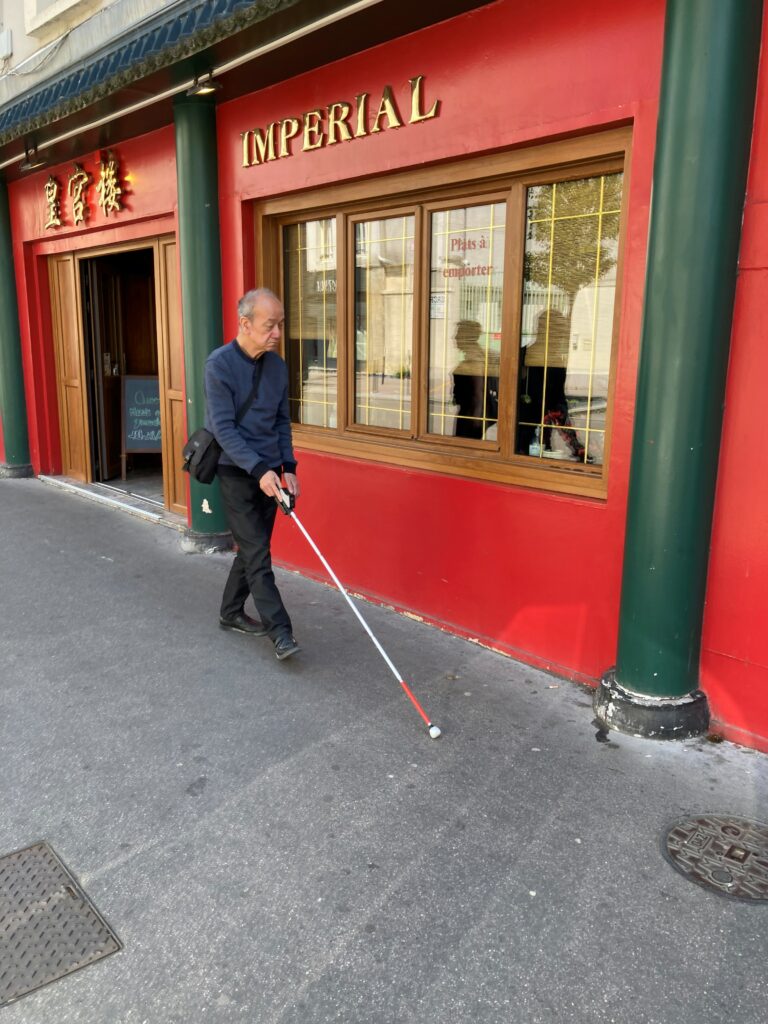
[19,143,46,172]
[186,73,222,97]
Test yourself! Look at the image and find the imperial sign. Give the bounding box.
[240,76,440,167]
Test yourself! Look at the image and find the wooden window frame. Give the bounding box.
[281,214,341,431]
[256,127,631,499]
[420,190,509,450]
[346,206,420,440]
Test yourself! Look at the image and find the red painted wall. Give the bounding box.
[702,11,768,752]
[12,0,767,749]
[215,0,665,683]
[9,125,178,475]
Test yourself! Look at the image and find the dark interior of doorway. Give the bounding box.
[80,248,164,506]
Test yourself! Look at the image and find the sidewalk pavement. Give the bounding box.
[1,477,766,1024]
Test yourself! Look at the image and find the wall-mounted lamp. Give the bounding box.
[186,73,222,97]
[19,144,46,172]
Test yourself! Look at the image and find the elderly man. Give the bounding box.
[204,288,300,660]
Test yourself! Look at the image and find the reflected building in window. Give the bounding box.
[354,216,415,431]
[428,201,506,439]
[516,172,622,465]
[283,219,338,427]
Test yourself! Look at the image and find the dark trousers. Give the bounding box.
[218,471,292,639]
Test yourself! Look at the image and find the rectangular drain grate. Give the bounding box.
[0,841,121,1008]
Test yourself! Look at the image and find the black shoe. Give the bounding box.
[273,634,300,660]
[219,613,269,636]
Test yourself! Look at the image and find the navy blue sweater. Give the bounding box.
[204,341,296,481]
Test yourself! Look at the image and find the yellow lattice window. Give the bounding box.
[265,128,629,497]
[283,219,338,428]
[427,202,506,440]
[517,173,622,466]
[354,215,415,431]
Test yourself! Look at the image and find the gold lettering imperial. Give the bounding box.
[240,76,440,168]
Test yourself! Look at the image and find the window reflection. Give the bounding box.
[517,173,622,465]
[283,219,338,427]
[354,216,415,430]
[452,320,499,439]
[428,202,505,439]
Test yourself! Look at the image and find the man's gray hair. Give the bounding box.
[238,288,281,320]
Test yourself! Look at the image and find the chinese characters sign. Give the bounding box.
[44,152,124,230]
[43,177,61,229]
[67,165,91,225]
[96,153,122,217]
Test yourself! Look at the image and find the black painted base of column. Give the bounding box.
[180,529,233,555]
[0,463,33,478]
[594,670,710,740]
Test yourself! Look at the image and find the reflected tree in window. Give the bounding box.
[517,173,622,465]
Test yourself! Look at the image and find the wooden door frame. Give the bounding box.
[48,234,179,508]
[154,236,187,516]
[49,253,92,482]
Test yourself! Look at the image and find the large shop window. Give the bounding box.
[263,130,628,496]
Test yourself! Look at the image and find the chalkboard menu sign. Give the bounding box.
[122,376,161,452]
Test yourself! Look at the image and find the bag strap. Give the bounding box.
[234,356,265,425]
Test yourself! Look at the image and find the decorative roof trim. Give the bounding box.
[0,0,297,147]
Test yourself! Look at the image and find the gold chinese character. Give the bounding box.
[96,151,122,217]
[44,177,61,229]
[68,164,92,225]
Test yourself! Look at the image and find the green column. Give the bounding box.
[174,93,230,544]
[0,176,32,478]
[596,0,763,738]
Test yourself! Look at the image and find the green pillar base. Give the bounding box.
[594,670,710,740]
[0,463,33,478]
[179,529,233,555]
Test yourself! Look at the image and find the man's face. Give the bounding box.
[241,297,285,355]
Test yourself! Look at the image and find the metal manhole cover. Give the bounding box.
[662,815,768,902]
[0,841,121,1008]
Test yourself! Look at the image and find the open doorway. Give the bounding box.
[49,237,187,516]
[80,248,163,504]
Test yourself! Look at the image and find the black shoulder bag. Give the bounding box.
[182,359,264,485]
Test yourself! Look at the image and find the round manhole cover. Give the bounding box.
[662,815,768,901]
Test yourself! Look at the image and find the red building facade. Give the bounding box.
[3,0,767,750]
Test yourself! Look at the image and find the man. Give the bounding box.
[452,320,498,440]
[204,288,300,660]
